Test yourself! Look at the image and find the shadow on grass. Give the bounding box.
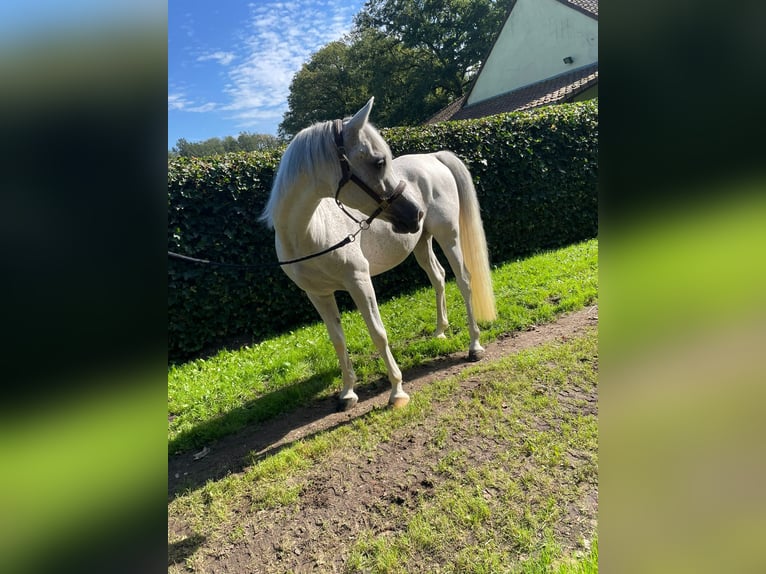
[168,350,471,502]
[169,368,339,456]
[168,533,206,567]
[167,374,375,500]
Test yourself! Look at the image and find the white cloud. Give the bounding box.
[197,51,235,66]
[181,12,195,38]
[221,0,359,127]
[168,92,191,111]
[187,102,219,113]
[168,91,219,113]
[169,0,361,133]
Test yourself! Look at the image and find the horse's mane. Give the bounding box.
[259,120,340,229]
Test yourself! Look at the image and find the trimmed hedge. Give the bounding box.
[168,100,597,360]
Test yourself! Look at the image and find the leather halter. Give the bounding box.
[167,121,411,270]
[332,119,406,226]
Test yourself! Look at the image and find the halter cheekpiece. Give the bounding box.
[332,119,406,227]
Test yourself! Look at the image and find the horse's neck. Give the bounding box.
[272,180,338,249]
[271,128,344,250]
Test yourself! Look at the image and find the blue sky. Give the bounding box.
[169,0,367,149]
[0,1,159,45]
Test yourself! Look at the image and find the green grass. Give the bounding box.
[168,239,597,453]
[169,328,598,572]
[343,332,598,573]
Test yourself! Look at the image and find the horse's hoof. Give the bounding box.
[468,349,485,362]
[388,395,410,409]
[337,395,358,412]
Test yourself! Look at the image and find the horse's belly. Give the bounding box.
[362,227,420,277]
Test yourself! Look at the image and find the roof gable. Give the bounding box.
[426,0,598,124]
[467,0,598,106]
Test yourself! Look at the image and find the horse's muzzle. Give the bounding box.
[393,209,424,234]
[388,189,423,234]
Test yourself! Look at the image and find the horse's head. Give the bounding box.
[336,98,423,234]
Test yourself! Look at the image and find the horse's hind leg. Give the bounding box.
[434,234,485,361]
[346,276,410,408]
[413,235,449,338]
[306,292,359,410]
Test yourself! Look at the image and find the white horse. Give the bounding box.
[260,97,495,410]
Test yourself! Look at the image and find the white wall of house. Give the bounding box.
[467,0,598,106]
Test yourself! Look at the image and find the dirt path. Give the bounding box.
[169,306,598,573]
[168,305,598,499]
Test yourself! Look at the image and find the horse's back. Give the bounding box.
[392,152,451,181]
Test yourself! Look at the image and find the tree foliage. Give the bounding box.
[170,132,283,158]
[280,41,361,137]
[356,0,511,92]
[279,0,514,137]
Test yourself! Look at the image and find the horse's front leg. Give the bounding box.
[306,292,359,411]
[347,276,410,408]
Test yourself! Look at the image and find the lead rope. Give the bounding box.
[168,119,403,270]
[168,222,365,269]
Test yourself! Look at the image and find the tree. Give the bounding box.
[170,132,283,157]
[279,0,514,137]
[356,0,513,91]
[279,30,451,136]
[279,41,367,137]
[348,28,448,127]
[236,132,282,152]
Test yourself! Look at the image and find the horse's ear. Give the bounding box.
[345,97,374,134]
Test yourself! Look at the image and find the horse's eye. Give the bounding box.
[375,157,386,169]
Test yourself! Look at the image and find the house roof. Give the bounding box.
[558,0,598,19]
[425,0,598,124]
[427,63,598,124]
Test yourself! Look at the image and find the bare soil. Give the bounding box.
[169,306,598,572]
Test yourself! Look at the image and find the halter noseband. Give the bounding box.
[333,119,406,226]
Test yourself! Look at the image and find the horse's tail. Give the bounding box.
[435,151,497,322]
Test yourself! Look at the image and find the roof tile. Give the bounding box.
[558,0,598,18]
[426,63,598,124]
